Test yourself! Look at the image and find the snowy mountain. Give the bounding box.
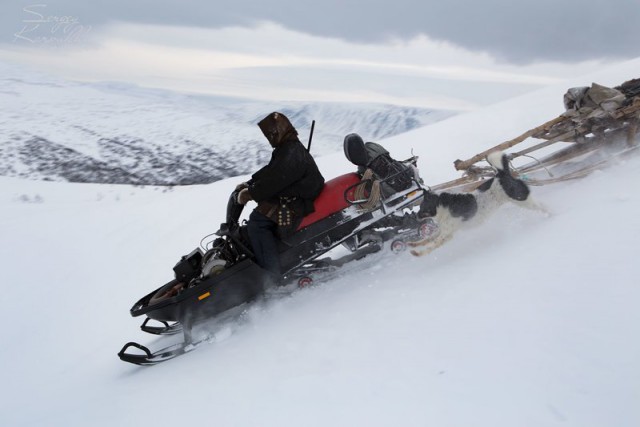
[0,61,454,185]
[0,58,639,427]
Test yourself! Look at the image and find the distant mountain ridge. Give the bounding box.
[0,62,456,185]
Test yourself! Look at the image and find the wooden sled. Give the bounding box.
[409,79,640,256]
[433,82,640,193]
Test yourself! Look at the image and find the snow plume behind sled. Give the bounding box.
[409,151,546,257]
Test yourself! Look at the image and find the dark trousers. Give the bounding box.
[247,210,281,276]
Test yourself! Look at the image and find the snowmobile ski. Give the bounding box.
[118,337,209,366]
[140,318,183,336]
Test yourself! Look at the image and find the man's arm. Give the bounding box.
[249,145,306,202]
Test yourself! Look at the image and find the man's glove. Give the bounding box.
[235,181,249,191]
[237,188,252,205]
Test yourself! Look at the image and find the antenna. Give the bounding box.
[307,120,315,152]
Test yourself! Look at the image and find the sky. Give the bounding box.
[1,0,639,110]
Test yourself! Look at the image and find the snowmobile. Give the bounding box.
[118,135,432,365]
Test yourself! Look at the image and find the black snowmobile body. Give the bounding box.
[119,137,427,365]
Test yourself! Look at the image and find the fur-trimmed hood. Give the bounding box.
[258,112,299,147]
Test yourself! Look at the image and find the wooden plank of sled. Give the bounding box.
[524,146,639,185]
[430,171,490,192]
[431,176,491,193]
[517,125,634,175]
[520,138,640,185]
[623,102,640,145]
[612,98,640,120]
[534,103,639,142]
[516,136,604,175]
[627,118,639,146]
[453,115,567,171]
[455,99,640,172]
[430,176,476,192]
[509,129,579,159]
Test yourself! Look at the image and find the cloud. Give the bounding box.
[1,21,605,110]
[0,4,623,111]
[3,0,639,63]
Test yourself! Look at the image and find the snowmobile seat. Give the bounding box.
[343,133,369,167]
[297,173,361,230]
[343,133,414,193]
[296,134,414,231]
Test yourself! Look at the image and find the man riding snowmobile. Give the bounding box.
[218,112,325,278]
[118,130,427,365]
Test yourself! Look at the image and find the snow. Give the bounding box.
[1,58,639,427]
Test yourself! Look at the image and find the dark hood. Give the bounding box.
[257,112,299,148]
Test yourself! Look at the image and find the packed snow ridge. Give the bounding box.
[0,61,455,185]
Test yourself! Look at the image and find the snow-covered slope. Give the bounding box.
[0,61,454,185]
[0,59,639,427]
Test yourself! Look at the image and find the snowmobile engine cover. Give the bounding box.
[173,248,204,282]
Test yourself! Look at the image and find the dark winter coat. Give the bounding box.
[248,112,325,221]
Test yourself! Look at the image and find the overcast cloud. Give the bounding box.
[1,1,638,110]
[3,0,640,63]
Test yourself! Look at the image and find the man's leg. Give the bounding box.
[247,210,282,276]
